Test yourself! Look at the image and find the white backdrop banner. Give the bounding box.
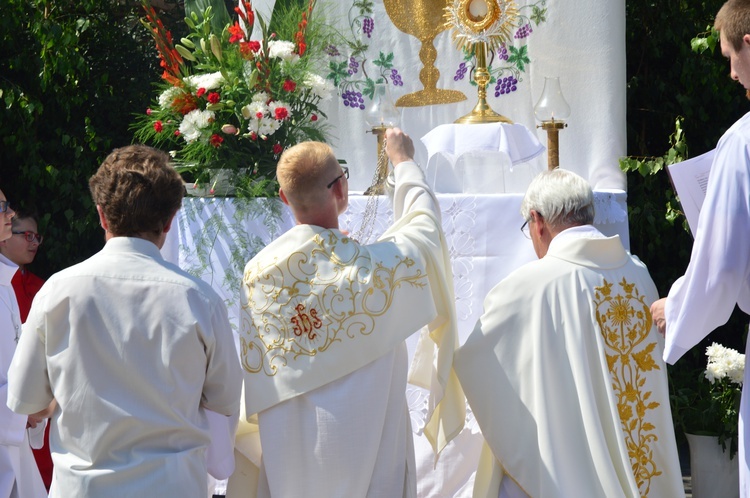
[251,0,627,193]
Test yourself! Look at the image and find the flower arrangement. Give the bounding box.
[133,0,339,196]
[672,342,744,458]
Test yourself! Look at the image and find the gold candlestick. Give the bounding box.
[538,119,566,170]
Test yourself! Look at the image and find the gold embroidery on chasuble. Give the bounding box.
[594,278,662,497]
[240,232,427,376]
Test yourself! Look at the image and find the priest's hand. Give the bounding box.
[650,298,667,336]
[385,127,415,167]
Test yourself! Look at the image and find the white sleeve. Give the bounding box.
[663,128,750,363]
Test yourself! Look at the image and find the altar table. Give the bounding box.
[162,190,629,497]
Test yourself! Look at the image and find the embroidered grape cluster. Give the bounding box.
[515,23,533,39]
[362,17,374,38]
[496,45,509,61]
[454,62,468,81]
[494,76,518,97]
[342,90,365,109]
[348,57,359,75]
[389,69,403,86]
[325,44,340,57]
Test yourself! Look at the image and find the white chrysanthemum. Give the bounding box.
[303,72,334,100]
[705,343,745,386]
[184,71,225,90]
[179,109,215,143]
[259,117,281,136]
[252,91,270,103]
[706,343,724,360]
[158,86,182,109]
[268,40,298,62]
[242,101,267,120]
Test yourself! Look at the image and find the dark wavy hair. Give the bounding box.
[88,145,184,237]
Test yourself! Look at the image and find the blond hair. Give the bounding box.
[715,0,750,50]
[277,141,339,211]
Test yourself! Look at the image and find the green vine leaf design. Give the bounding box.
[507,45,530,73]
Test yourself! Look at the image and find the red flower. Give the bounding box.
[228,22,245,44]
[283,79,297,92]
[207,92,220,104]
[249,132,258,140]
[240,40,261,58]
[256,111,264,119]
[174,130,181,137]
[153,120,163,132]
[196,87,207,97]
[210,134,224,147]
[146,108,153,115]
[273,143,283,154]
[310,114,318,122]
[274,107,289,120]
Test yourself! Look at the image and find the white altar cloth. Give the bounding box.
[162,191,629,497]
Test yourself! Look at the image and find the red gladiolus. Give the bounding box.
[274,107,289,120]
[207,92,220,104]
[273,143,283,154]
[240,40,261,58]
[228,22,245,44]
[311,114,318,121]
[153,120,163,132]
[283,80,297,92]
[210,134,224,147]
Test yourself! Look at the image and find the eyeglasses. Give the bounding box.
[12,231,43,244]
[520,220,530,239]
[0,201,10,213]
[326,166,349,189]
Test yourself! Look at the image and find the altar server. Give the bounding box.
[234,128,463,498]
[651,1,750,495]
[7,145,241,496]
[0,191,46,498]
[455,169,685,497]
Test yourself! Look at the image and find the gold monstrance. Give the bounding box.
[445,0,518,124]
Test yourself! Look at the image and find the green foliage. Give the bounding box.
[620,118,692,289]
[626,0,746,157]
[0,0,157,278]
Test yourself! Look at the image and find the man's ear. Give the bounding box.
[279,189,290,206]
[163,212,176,234]
[743,33,750,47]
[96,205,109,231]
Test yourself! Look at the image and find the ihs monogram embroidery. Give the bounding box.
[291,304,322,340]
[240,231,427,377]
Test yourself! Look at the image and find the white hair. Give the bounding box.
[520,169,595,228]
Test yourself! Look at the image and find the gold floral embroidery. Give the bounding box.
[240,231,426,376]
[595,277,661,497]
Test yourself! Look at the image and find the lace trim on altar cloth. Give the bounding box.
[593,190,628,225]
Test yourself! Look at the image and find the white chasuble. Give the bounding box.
[235,161,464,497]
[454,231,685,498]
[241,224,437,415]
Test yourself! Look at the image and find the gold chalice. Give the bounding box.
[383,0,466,107]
